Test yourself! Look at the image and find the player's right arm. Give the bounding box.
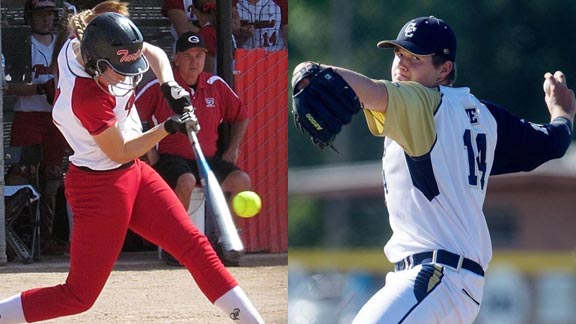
[331,66,390,113]
[93,121,170,165]
[293,62,440,156]
[299,63,440,116]
[326,65,441,156]
[294,63,391,113]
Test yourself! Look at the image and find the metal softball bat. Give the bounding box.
[186,116,245,262]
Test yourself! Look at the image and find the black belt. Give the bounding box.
[394,250,484,277]
[75,161,135,173]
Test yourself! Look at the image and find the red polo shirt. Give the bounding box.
[136,69,247,159]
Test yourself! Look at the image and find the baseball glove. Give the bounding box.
[292,62,362,150]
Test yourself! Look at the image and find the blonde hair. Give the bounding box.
[68,9,93,40]
[93,1,129,17]
[69,1,130,40]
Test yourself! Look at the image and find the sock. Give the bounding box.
[0,293,26,323]
[213,286,264,324]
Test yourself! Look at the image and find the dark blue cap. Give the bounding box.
[377,16,457,61]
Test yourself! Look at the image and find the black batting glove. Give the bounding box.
[164,115,187,134]
[163,111,201,135]
[160,81,193,114]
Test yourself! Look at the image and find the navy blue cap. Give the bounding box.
[377,16,457,61]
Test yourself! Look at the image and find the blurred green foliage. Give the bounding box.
[288,0,576,248]
[288,196,325,247]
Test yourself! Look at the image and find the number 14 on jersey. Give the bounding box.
[463,129,487,190]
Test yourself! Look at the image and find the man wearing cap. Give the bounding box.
[292,16,576,323]
[136,31,251,266]
[5,0,68,255]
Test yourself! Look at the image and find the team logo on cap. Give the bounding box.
[404,22,417,38]
[117,49,142,63]
[188,35,201,44]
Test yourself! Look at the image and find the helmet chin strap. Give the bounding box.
[32,29,53,35]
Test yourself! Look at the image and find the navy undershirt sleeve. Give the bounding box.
[482,100,573,175]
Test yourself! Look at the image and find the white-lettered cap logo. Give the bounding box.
[404,22,417,38]
[188,35,201,44]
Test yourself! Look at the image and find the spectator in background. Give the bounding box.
[191,0,217,73]
[4,0,68,254]
[234,0,287,51]
[231,2,254,49]
[163,0,243,69]
[162,0,200,52]
[136,32,251,265]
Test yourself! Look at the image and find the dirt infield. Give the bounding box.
[0,251,288,324]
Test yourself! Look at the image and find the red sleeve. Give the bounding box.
[162,0,185,17]
[71,78,117,135]
[198,26,217,56]
[135,79,163,125]
[217,79,247,122]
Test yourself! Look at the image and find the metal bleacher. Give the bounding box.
[127,1,174,55]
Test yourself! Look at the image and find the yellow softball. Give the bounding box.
[232,191,262,218]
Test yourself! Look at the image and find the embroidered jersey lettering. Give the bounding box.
[235,0,283,50]
[367,84,497,269]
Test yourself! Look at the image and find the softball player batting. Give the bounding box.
[292,16,576,323]
[0,12,264,324]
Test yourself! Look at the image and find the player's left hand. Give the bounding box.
[292,62,362,150]
[164,111,201,134]
[161,81,193,114]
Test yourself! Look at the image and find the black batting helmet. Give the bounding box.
[81,12,149,78]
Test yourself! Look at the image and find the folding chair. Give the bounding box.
[4,145,42,263]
